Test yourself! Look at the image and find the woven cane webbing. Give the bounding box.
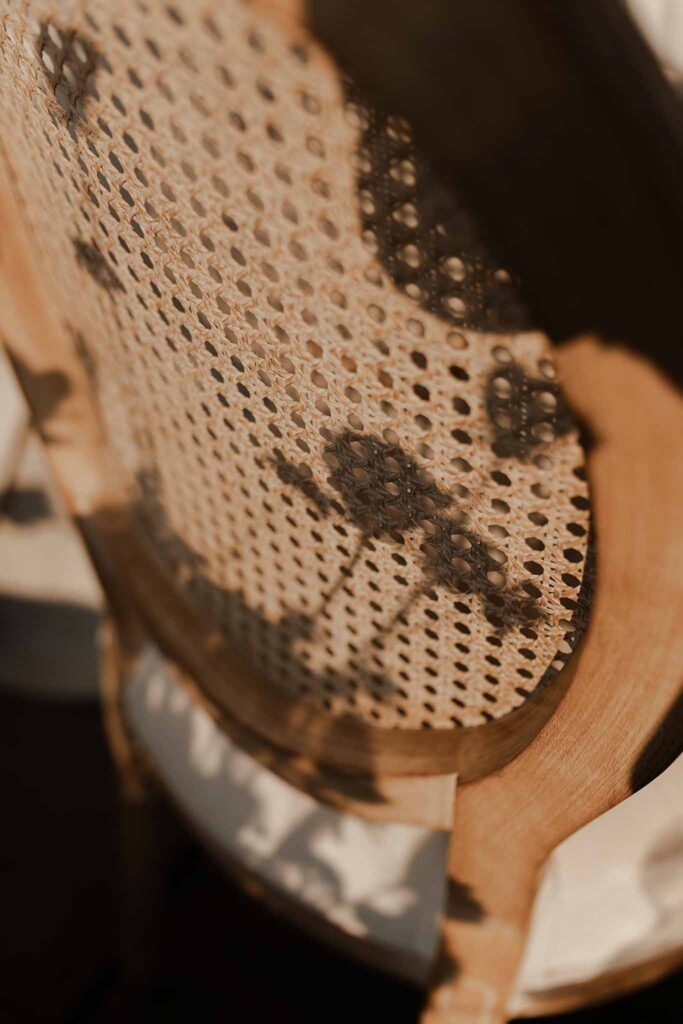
[0,0,592,736]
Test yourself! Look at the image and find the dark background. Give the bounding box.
[1,687,681,1024]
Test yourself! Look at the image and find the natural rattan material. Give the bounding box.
[0,0,591,736]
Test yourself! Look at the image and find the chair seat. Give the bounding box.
[124,643,683,1005]
[123,645,449,983]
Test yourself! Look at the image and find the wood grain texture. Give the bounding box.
[421,337,683,1022]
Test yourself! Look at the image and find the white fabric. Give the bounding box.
[514,754,683,1003]
[124,647,449,980]
[627,0,683,80]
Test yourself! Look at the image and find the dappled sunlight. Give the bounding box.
[127,646,448,968]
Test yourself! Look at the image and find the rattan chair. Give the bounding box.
[1,2,682,1020]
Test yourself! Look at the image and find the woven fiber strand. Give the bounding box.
[0,0,591,734]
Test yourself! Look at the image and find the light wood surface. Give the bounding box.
[422,337,683,1021]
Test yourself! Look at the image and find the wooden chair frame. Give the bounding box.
[2,128,683,1021]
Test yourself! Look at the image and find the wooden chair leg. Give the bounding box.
[422,777,545,1024]
[100,614,148,803]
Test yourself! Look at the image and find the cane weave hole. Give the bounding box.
[0,0,592,732]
